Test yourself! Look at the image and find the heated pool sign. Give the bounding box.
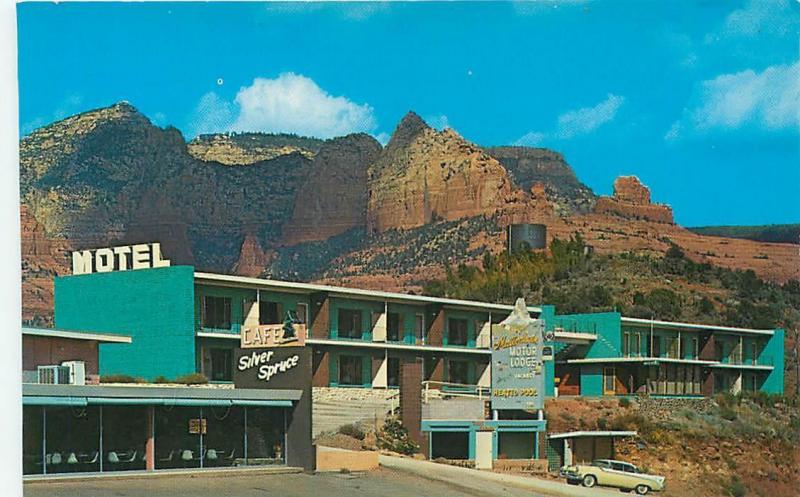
[491,298,544,411]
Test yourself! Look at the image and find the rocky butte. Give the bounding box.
[594,175,674,224]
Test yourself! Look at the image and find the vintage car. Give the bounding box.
[560,459,666,495]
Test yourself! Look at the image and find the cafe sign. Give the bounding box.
[240,323,307,348]
[491,298,545,411]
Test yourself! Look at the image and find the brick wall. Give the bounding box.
[426,305,445,346]
[312,349,330,387]
[22,335,99,376]
[310,292,330,339]
[400,359,427,457]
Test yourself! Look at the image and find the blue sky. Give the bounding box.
[17,1,800,226]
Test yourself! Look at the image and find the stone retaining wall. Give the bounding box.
[636,396,716,422]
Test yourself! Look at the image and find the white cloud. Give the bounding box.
[189,92,235,136]
[514,131,546,147]
[375,132,391,146]
[668,61,800,139]
[514,94,625,146]
[22,94,85,135]
[718,0,798,39]
[189,73,377,139]
[555,94,625,139]
[427,114,450,131]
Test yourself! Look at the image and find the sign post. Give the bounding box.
[491,298,544,411]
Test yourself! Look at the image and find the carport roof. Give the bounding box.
[22,383,302,402]
[547,430,637,439]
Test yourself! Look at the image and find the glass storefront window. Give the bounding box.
[245,407,286,465]
[155,407,202,469]
[103,406,147,472]
[45,406,100,474]
[23,407,43,475]
[204,406,244,467]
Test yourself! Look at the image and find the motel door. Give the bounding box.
[603,367,616,395]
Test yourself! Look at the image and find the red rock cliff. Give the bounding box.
[366,113,516,234]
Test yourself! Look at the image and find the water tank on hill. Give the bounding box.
[507,223,547,251]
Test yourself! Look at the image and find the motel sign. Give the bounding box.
[72,242,171,275]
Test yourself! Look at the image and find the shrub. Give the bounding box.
[337,423,366,440]
[153,375,171,384]
[377,417,419,455]
[618,397,631,408]
[173,373,209,385]
[100,374,145,384]
[724,476,747,497]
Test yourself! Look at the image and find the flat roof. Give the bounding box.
[194,272,543,314]
[565,357,716,366]
[548,431,637,440]
[22,383,301,401]
[22,327,132,344]
[620,317,774,336]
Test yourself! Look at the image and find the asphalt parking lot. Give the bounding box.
[23,468,544,497]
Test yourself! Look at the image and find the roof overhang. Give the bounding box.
[22,383,301,402]
[548,430,637,440]
[22,327,132,344]
[565,357,716,366]
[553,331,596,344]
[620,317,774,336]
[194,272,542,315]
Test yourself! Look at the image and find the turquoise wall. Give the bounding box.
[761,329,784,394]
[554,312,622,359]
[55,266,196,380]
[580,364,603,396]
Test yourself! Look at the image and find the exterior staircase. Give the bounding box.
[312,387,398,438]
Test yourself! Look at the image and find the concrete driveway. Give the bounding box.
[23,468,546,497]
[379,454,623,497]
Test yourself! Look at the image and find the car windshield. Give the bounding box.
[592,460,611,469]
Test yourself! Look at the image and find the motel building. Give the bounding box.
[21,243,785,475]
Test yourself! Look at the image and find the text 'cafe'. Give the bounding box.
[23,243,314,476]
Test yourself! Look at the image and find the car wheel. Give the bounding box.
[635,484,651,495]
[582,474,597,488]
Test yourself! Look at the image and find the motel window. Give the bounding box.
[665,337,679,358]
[414,314,425,344]
[447,360,470,385]
[387,313,402,342]
[338,355,363,386]
[209,348,233,381]
[202,296,231,329]
[259,301,282,325]
[338,309,363,339]
[387,357,400,388]
[691,338,699,359]
[623,332,630,356]
[648,337,661,358]
[296,303,308,324]
[634,334,641,357]
[448,318,468,346]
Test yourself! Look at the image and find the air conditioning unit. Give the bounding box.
[36,361,86,385]
[38,365,70,385]
[61,361,86,385]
